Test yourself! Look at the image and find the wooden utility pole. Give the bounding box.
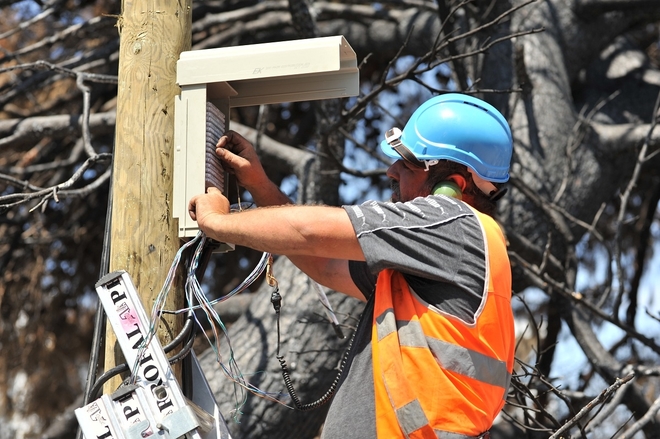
[104,0,192,390]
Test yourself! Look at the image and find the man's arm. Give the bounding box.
[189,189,366,299]
[191,131,367,300]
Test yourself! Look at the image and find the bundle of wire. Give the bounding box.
[132,231,289,420]
[130,230,349,417]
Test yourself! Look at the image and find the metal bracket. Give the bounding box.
[75,270,232,439]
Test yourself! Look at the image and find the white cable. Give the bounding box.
[311,281,344,339]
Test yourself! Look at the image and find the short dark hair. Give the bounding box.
[425,160,499,216]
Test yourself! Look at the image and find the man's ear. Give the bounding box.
[448,174,467,192]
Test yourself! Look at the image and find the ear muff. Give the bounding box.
[432,181,463,200]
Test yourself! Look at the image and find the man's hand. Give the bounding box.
[216,130,269,191]
[216,130,291,207]
[188,187,230,237]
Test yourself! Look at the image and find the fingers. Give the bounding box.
[188,196,198,220]
[215,130,267,190]
[215,145,246,171]
[216,130,252,155]
[216,131,252,170]
[188,188,229,222]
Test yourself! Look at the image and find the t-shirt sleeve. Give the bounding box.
[343,195,489,324]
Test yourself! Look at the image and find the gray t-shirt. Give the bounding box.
[321,195,489,439]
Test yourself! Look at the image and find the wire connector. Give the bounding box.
[270,287,282,313]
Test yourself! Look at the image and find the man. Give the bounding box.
[188,93,515,439]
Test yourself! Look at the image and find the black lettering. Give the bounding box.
[143,365,159,382]
[138,353,153,365]
[125,324,144,349]
[138,354,163,385]
[96,425,113,439]
[110,289,126,304]
[150,383,172,413]
[123,404,140,420]
[156,397,174,412]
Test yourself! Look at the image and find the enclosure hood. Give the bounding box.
[173,36,360,239]
[176,35,359,107]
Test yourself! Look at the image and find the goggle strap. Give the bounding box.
[384,128,441,171]
[391,142,426,168]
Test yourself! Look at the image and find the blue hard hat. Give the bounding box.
[380,93,513,182]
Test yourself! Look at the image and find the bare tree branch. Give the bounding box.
[549,372,635,439]
[612,92,660,318]
[0,153,111,212]
[592,121,660,155]
[0,112,116,150]
[616,394,660,439]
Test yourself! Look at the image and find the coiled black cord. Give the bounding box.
[271,287,356,411]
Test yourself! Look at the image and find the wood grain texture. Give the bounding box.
[104,0,192,392]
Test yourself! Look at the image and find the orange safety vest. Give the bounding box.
[372,208,514,439]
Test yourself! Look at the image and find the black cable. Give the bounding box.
[164,312,195,355]
[271,287,357,411]
[76,161,114,439]
[87,312,196,401]
[167,318,197,365]
[82,234,215,400]
[88,363,130,401]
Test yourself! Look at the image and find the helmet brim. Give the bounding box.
[380,138,405,161]
[381,137,509,183]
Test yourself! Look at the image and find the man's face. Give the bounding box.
[386,160,430,202]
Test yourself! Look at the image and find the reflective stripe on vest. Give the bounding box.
[372,208,514,439]
[376,310,511,389]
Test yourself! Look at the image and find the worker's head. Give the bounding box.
[381,93,512,213]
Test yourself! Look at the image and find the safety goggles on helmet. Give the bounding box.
[386,127,499,197]
[380,93,512,183]
[385,127,439,171]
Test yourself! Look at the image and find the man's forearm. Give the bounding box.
[201,204,364,261]
[245,178,292,208]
